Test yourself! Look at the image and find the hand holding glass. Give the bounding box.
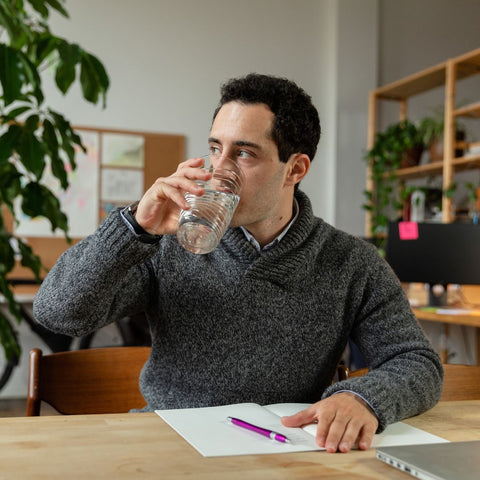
[177,155,244,254]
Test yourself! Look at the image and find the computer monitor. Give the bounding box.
[385,222,480,306]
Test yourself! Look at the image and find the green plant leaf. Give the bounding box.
[0,163,22,210]
[55,40,81,94]
[17,239,43,281]
[16,128,46,179]
[41,118,58,151]
[0,3,17,41]
[41,118,69,190]
[0,231,16,274]
[0,276,20,320]
[0,311,21,362]
[49,109,83,169]
[27,0,49,17]
[44,0,69,18]
[1,104,32,124]
[71,131,85,154]
[0,124,22,164]
[50,152,68,190]
[0,44,45,105]
[0,45,24,105]
[21,182,69,233]
[80,52,110,107]
[16,49,45,104]
[79,54,99,104]
[363,190,373,200]
[33,34,59,66]
[444,183,457,198]
[0,1,32,50]
[25,113,40,132]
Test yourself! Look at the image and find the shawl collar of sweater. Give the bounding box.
[221,190,324,287]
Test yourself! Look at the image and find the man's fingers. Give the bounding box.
[357,422,377,450]
[281,407,317,428]
[153,182,191,210]
[325,416,364,453]
[176,157,212,181]
[316,411,346,451]
[281,394,379,454]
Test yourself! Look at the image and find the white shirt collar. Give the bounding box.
[240,198,299,252]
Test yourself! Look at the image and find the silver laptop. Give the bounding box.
[376,441,480,480]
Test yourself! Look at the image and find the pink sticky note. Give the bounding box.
[398,221,419,240]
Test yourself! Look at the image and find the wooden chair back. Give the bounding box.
[27,346,151,416]
[440,363,480,401]
[337,363,480,401]
[337,365,368,381]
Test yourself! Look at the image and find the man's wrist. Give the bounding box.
[333,390,378,419]
[120,202,161,244]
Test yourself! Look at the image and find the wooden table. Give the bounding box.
[1,401,479,479]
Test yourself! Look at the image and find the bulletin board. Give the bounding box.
[8,126,185,278]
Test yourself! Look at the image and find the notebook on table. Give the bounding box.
[156,402,447,457]
[376,440,480,480]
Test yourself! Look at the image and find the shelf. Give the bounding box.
[454,102,480,119]
[373,47,480,102]
[455,48,480,79]
[390,156,480,181]
[392,162,443,180]
[451,154,480,171]
[366,47,480,233]
[375,63,446,100]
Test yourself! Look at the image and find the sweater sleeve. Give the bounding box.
[322,244,443,432]
[33,210,160,337]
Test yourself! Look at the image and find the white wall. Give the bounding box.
[379,0,480,86]
[332,0,379,234]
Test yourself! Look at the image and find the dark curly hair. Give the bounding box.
[213,73,321,164]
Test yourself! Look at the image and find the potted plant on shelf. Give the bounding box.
[419,108,467,162]
[419,115,444,161]
[363,120,425,249]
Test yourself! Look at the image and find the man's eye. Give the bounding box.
[209,146,221,156]
[238,150,251,158]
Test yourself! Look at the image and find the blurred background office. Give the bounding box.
[43,0,480,236]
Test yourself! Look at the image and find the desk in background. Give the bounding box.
[410,284,480,365]
[0,401,479,479]
[414,307,480,365]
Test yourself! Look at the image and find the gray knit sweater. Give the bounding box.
[33,191,443,431]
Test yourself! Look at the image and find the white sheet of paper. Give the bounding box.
[156,402,448,457]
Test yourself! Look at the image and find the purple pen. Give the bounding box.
[227,416,290,443]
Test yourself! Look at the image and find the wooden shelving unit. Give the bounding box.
[366,47,480,235]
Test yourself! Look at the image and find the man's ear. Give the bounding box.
[285,154,310,186]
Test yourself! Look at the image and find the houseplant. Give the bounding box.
[363,119,425,247]
[419,108,467,161]
[0,0,109,364]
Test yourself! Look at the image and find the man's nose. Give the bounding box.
[211,152,234,169]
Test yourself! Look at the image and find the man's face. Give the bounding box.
[208,101,295,242]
